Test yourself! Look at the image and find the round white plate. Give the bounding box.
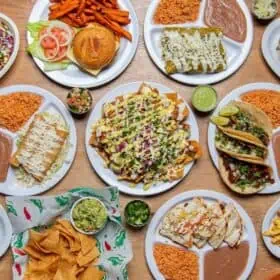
[208,82,280,194]
[262,18,280,78]
[0,205,12,258]
[145,190,257,280]
[0,85,77,196]
[27,0,139,88]
[0,13,20,79]
[85,81,199,196]
[144,0,253,85]
[262,197,280,258]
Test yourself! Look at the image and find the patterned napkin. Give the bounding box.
[6,187,133,280]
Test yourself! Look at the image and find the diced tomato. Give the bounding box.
[44,47,57,59]
[50,27,68,45]
[40,35,57,49]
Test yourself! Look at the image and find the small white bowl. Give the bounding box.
[0,13,20,79]
[70,197,108,235]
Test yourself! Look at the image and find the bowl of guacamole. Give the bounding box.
[70,197,108,235]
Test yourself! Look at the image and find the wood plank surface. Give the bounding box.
[0,0,279,279]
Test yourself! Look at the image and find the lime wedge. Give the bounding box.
[210,116,230,126]
[219,105,239,117]
[192,86,217,112]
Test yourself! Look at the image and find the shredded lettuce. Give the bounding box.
[27,21,71,71]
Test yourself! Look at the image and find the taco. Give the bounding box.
[215,101,273,147]
[215,129,267,161]
[219,153,274,194]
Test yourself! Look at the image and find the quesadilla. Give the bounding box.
[219,153,274,194]
[224,203,243,247]
[208,201,227,249]
[215,128,267,162]
[10,114,68,181]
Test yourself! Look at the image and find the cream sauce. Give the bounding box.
[205,0,247,43]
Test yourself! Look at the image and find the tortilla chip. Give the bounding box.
[53,261,78,280]
[77,246,100,267]
[78,232,96,255]
[78,266,105,280]
[40,229,60,252]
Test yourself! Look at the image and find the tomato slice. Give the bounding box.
[54,46,68,61]
[50,27,68,45]
[40,35,57,49]
[44,48,58,60]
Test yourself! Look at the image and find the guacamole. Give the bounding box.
[72,198,108,232]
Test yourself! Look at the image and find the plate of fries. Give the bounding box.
[27,0,139,88]
[262,198,280,258]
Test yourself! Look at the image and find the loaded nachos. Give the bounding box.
[89,83,202,190]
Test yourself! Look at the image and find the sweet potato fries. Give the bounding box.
[49,0,132,41]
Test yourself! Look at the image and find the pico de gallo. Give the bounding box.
[0,21,14,71]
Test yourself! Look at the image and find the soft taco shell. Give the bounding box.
[229,100,272,138]
[218,156,269,195]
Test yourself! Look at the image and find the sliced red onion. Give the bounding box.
[46,21,73,47]
[39,34,59,61]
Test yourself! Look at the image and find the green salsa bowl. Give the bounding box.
[70,197,108,235]
[124,200,151,228]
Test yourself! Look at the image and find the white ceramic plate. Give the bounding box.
[144,0,253,85]
[208,83,280,194]
[0,13,20,79]
[0,205,12,258]
[85,81,199,196]
[262,18,280,78]
[262,197,280,258]
[145,190,257,280]
[0,85,77,196]
[27,0,139,88]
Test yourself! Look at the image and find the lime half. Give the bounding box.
[219,105,239,117]
[210,116,230,126]
[192,86,217,112]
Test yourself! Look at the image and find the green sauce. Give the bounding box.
[125,200,150,227]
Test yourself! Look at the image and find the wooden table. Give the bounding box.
[0,0,279,279]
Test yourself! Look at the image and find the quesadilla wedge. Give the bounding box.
[224,203,243,247]
[219,153,274,194]
[208,202,227,249]
[215,128,267,161]
[213,101,273,147]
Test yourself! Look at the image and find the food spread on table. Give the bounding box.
[0,21,14,71]
[0,132,12,182]
[89,83,202,190]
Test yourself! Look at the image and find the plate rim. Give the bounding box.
[262,197,280,258]
[207,82,280,195]
[85,81,200,196]
[143,0,254,85]
[27,0,140,88]
[0,205,12,258]
[0,84,77,196]
[262,18,280,78]
[0,13,20,79]
[145,189,258,280]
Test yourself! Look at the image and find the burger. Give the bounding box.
[67,23,119,76]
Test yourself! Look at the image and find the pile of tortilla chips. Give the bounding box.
[23,219,105,280]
